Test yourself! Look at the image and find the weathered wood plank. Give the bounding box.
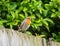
[0,28,60,46]
[42,38,47,46]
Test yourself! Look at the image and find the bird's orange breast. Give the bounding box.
[26,19,31,25]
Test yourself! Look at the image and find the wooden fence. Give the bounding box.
[0,28,60,46]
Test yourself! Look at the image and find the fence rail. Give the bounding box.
[0,28,60,46]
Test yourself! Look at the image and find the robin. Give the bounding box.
[18,17,31,32]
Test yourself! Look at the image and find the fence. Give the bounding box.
[0,28,60,46]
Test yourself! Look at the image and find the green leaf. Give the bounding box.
[42,20,48,26]
[34,24,37,29]
[10,11,15,19]
[51,13,57,18]
[30,15,35,19]
[43,10,48,16]
[45,25,49,31]
[0,25,4,28]
[19,14,25,18]
[26,31,32,35]
[42,20,50,31]
[52,33,57,38]
[44,18,54,24]
[39,35,46,38]
[10,24,13,29]
[0,20,7,24]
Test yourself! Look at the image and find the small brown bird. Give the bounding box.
[18,17,31,32]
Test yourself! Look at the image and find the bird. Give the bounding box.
[18,17,31,32]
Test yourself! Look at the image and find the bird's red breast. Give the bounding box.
[26,19,31,25]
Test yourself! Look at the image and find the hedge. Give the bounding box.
[0,0,60,42]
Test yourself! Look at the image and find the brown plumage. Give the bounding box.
[18,17,31,32]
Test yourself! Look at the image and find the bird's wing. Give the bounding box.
[19,19,26,29]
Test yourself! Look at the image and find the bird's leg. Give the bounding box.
[18,25,21,32]
[22,30,26,33]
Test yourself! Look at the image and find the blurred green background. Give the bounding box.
[0,0,60,42]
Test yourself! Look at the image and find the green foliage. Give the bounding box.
[0,0,60,42]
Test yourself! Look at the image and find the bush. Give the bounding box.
[0,0,60,42]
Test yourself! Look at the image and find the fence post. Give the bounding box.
[49,38,55,46]
[42,38,47,46]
